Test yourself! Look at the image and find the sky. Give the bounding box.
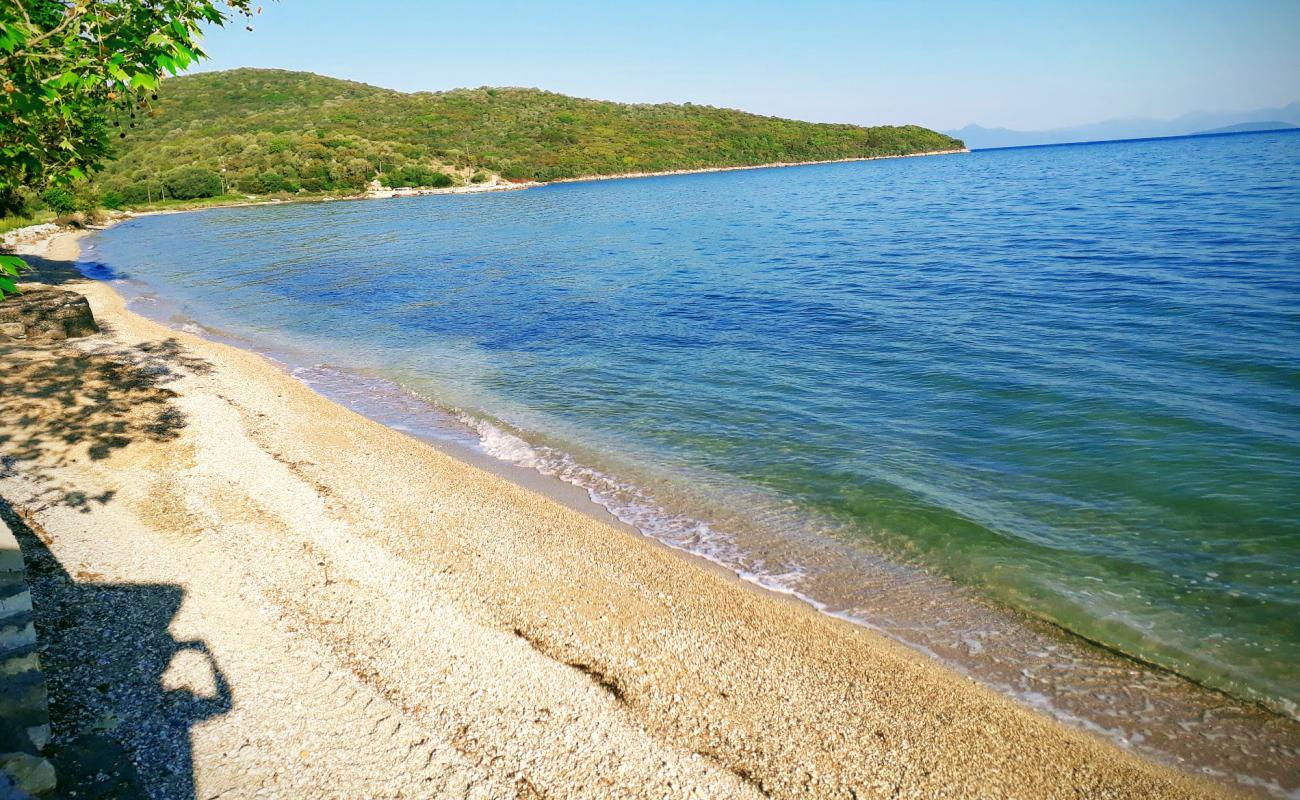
[192,0,1300,132]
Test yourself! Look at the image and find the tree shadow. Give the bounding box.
[0,499,230,800]
[0,334,211,511]
[10,253,96,288]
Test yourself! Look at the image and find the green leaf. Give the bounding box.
[0,24,24,53]
[108,63,130,83]
[0,255,28,277]
[130,72,159,91]
[0,277,18,296]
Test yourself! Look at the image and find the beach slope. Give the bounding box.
[0,232,1229,798]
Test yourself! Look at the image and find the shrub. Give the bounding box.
[120,180,165,204]
[426,171,454,188]
[238,172,291,194]
[41,186,77,214]
[333,157,374,190]
[100,191,125,210]
[499,164,534,181]
[161,166,222,199]
[383,165,454,188]
[73,185,100,212]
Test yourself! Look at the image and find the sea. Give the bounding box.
[82,129,1300,795]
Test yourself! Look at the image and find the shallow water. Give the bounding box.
[85,130,1300,794]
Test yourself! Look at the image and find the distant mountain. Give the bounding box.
[946,102,1300,149]
[1193,121,1297,135]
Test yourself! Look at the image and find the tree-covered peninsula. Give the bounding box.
[90,68,964,202]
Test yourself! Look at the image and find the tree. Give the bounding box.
[39,184,75,213]
[0,0,259,297]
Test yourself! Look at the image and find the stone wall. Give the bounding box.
[0,515,56,797]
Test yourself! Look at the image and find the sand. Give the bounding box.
[0,229,1232,798]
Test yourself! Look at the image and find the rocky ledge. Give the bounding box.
[0,290,98,342]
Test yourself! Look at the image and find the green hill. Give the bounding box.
[94,68,964,202]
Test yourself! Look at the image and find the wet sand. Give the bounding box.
[0,230,1231,798]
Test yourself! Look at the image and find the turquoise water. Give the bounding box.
[85,131,1299,786]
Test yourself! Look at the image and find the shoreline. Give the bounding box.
[544,148,970,185]
[20,147,969,221]
[0,227,1233,797]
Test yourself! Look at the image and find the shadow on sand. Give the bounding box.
[0,315,227,797]
[0,333,210,512]
[10,252,93,288]
[0,499,230,800]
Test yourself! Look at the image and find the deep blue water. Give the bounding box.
[87,132,1300,736]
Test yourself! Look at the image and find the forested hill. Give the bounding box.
[96,68,964,201]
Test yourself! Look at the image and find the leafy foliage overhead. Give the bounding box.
[0,1,257,190]
[97,68,966,197]
[0,0,258,296]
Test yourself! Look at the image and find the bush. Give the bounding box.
[499,164,534,181]
[41,186,77,214]
[161,166,222,200]
[73,185,99,212]
[99,190,125,210]
[238,172,292,194]
[469,171,489,184]
[382,164,454,188]
[385,167,425,188]
[333,157,375,190]
[120,180,165,204]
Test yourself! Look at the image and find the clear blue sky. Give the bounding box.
[192,0,1300,131]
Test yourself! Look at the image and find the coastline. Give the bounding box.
[365,146,970,198]
[544,148,970,185]
[10,147,969,222]
[0,228,1233,797]
[203,146,972,209]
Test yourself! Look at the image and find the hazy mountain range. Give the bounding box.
[946,102,1300,150]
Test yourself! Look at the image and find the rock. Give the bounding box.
[0,289,98,342]
[0,752,56,796]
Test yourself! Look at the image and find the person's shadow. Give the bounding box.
[1,499,230,800]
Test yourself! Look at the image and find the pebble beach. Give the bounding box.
[0,228,1233,798]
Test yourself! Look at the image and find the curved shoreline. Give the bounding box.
[0,227,1235,797]
[5,147,970,219]
[541,148,970,185]
[365,147,970,198]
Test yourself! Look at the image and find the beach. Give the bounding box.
[0,227,1235,798]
